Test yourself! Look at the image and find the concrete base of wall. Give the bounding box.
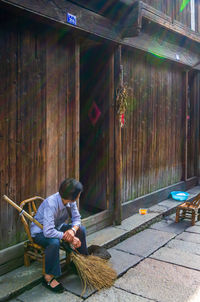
[122,177,198,220]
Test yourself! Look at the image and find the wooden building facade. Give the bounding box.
[0,0,200,255]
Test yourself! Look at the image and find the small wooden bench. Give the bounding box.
[175,193,200,226]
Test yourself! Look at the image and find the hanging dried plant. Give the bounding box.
[116,84,129,127]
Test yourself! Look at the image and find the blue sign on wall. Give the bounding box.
[67,13,77,26]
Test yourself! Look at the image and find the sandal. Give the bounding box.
[42,276,65,293]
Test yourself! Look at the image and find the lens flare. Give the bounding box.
[180,0,191,12]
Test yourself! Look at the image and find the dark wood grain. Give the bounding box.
[121,49,189,203]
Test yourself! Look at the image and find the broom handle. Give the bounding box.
[3,195,43,229]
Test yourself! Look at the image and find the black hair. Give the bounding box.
[59,178,83,201]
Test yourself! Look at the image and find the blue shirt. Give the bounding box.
[30,192,81,240]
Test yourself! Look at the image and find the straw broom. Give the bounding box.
[3,195,117,294]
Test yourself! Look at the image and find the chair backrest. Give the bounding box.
[191,193,200,207]
[19,196,44,242]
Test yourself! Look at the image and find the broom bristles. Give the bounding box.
[70,253,117,295]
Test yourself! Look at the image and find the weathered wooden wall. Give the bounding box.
[121,49,185,203]
[142,0,200,31]
[0,12,79,249]
[142,0,172,16]
[188,71,200,178]
[174,0,191,27]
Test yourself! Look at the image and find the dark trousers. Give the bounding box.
[34,224,88,277]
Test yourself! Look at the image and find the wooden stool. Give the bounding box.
[19,196,70,275]
[175,193,200,226]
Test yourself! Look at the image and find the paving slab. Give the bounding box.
[87,227,127,247]
[13,284,83,302]
[115,258,200,302]
[150,246,200,271]
[59,272,96,299]
[150,219,190,234]
[176,231,200,244]
[166,239,200,256]
[84,287,152,302]
[114,213,159,232]
[158,199,182,209]
[0,262,42,301]
[187,186,200,195]
[114,229,176,257]
[148,204,168,213]
[185,225,200,234]
[164,213,177,221]
[108,248,143,276]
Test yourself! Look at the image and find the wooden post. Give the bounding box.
[108,50,115,213]
[194,71,200,179]
[197,72,200,179]
[46,33,59,196]
[66,38,80,180]
[74,39,80,181]
[114,45,122,225]
[182,70,189,181]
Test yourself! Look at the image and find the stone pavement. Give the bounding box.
[2,185,200,302]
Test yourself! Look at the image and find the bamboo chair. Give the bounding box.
[175,193,200,226]
[19,196,69,275]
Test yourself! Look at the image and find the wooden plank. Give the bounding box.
[7,22,17,245]
[121,49,186,203]
[0,17,9,249]
[198,1,200,33]
[36,30,46,198]
[188,70,200,178]
[108,50,115,212]
[66,39,75,178]
[114,45,122,225]
[182,71,189,181]
[196,73,200,177]
[74,39,80,180]
[19,28,35,202]
[46,32,59,195]
[142,1,172,22]
[57,36,67,185]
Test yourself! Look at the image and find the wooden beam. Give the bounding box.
[114,45,122,225]
[2,0,200,45]
[121,1,200,43]
[120,1,143,38]
[0,0,120,43]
